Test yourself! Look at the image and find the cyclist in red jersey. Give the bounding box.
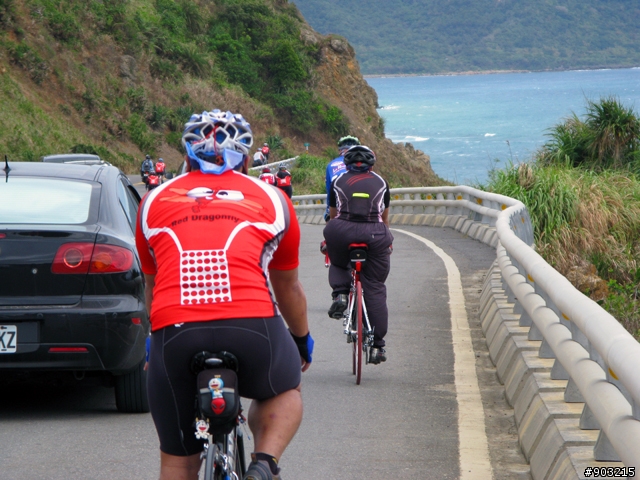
[136,109,312,480]
[275,164,292,198]
[258,167,276,186]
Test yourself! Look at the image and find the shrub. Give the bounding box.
[0,0,16,27]
[126,87,147,114]
[265,134,284,150]
[267,41,307,89]
[269,89,316,133]
[70,143,117,165]
[487,162,578,243]
[126,113,158,154]
[290,153,326,194]
[45,10,80,43]
[318,103,349,137]
[165,131,183,150]
[539,97,640,172]
[7,41,49,84]
[150,58,184,82]
[149,104,170,130]
[585,96,640,167]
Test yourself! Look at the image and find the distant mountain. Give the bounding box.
[292,0,640,75]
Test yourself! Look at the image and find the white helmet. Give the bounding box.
[182,110,253,174]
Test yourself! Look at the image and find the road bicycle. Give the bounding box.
[191,351,247,480]
[342,243,375,385]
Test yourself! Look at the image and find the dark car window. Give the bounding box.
[117,178,139,233]
[0,178,96,224]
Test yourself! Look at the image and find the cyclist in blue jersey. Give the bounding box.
[324,135,360,222]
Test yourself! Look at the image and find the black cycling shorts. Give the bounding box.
[147,316,302,456]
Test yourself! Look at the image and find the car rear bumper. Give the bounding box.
[0,295,149,375]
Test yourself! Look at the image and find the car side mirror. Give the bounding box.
[165,172,174,179]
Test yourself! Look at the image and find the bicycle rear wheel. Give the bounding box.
[236,429,246,477]
[202,442,219,480]
[354,280,363,385]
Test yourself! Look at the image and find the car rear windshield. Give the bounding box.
[0,178,95,224]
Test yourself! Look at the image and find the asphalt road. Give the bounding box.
[0,179,529,479]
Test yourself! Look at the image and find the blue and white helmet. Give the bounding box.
[181,110,253,174]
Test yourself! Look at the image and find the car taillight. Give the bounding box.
[52,243,94,274]
[52,243,134,274]
[89,245,134,273]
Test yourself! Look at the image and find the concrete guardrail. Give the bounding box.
[292,186,640,479]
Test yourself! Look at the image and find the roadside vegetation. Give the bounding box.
[0,0,353,172]
[484,97,640,340]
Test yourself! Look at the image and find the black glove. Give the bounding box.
[289,331,314,364]
[320,240,327,254]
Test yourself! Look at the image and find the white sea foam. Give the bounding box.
[379,105,400,110]
[405,136,429,142]
[484,133,496,137]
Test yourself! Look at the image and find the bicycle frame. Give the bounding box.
[201,425,245,480]
[192,352,246,480]
[342,255,375,383]
[343,269,374,344]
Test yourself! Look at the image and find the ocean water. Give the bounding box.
[367,68,640,185]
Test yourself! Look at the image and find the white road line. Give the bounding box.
[392,228,493,480]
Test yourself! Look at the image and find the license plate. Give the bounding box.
[0,325,17,353]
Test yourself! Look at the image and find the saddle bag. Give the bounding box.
[196,368,240,434]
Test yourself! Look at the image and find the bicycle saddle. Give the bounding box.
[190,350,239,374]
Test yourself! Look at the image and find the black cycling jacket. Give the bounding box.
[329,170,390,222]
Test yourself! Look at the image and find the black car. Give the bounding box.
[0,162,150,413]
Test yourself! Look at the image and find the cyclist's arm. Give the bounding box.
[269,268,311,372]
[144,274,155,316]
[329,206,337,220]
[382,208,390,226]
[269,268,308,337]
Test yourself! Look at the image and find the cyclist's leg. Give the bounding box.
[247,387,303,460]
[159,452,200,480]
[148,318,301,479]
[323,220,354,316]
[360,224,393,348]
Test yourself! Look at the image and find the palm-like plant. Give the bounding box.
[585,96,640,168]
[540,114,590,168]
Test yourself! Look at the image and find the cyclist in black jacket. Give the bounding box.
[323,145,393,364]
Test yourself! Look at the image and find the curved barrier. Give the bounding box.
[248,156,298,173]
[293,187,640,479]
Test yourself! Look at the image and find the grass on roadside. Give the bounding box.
[486,161,640,340]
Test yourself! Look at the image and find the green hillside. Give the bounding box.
[0,0,354,172]
[293,0,640,75]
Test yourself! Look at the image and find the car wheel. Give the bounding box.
[114,359,150,413]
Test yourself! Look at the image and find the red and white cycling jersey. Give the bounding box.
[258,172,276,185]
[135,169,300,331]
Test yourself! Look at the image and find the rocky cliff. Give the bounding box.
[298,24,442,186]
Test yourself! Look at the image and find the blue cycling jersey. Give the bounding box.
[325,156,347,212]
